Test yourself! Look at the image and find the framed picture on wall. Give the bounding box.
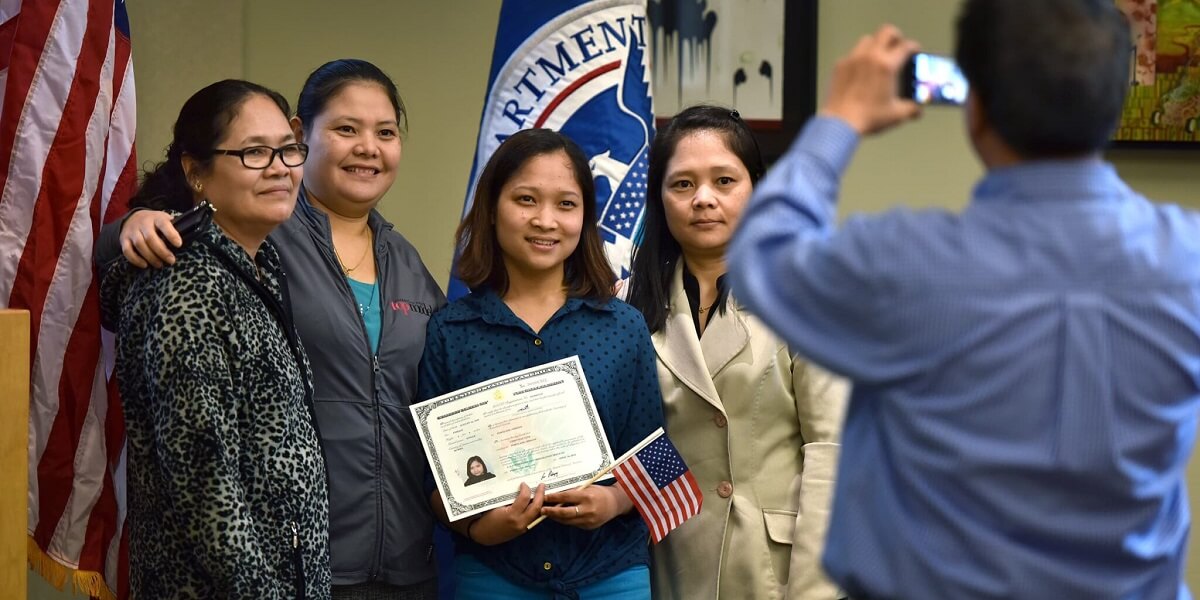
[1112,0,1200,147]
[647,0,818,161]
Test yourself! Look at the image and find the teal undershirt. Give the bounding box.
[347,277,381,355]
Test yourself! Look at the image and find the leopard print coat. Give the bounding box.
[101,222,331,599]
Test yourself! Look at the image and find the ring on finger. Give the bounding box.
[574,506,580,517]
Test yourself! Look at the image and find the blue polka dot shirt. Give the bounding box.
[417,289,664,593]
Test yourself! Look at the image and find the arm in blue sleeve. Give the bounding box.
[416,315,451,402]
[727,117,906,383]
[620,321,665,454]
[416,316,450,498]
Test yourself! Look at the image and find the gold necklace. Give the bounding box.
[334,229,372,275]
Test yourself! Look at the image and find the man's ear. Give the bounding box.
[964,91,1022,167]
[965,91,987,142]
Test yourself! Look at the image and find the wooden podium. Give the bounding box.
[0,310,29,597]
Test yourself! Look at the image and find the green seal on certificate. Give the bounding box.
[505,447,536,475]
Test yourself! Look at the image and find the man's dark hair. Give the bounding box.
[955,0,1131,157]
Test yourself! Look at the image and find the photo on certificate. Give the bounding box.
[411,355,616,521]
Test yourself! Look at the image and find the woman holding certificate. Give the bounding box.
[625,106,848,599]
[417,128,664,599]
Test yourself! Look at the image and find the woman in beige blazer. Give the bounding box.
[625,106,848,600]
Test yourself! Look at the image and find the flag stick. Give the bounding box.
[525,428,664,530]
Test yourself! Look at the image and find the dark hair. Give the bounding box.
[627,105,765,333]
[467,456,486,471]
[456,128,613,301]
[130,79,290,212]
[955,0,1130,157]
[295,59,407,137]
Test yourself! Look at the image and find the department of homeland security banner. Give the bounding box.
[451,0,654,298]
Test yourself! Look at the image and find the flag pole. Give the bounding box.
[526,428,664,530]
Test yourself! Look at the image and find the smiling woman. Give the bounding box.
[295,78,404,213]
[452,128,612,306]
[189,94,305,254]
[98,79,330,599]
[416,128,665,599]
[493,151,586,301]
[275,62,446,600]
[94,60,447,600]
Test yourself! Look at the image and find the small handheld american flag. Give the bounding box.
[612,428,703,543]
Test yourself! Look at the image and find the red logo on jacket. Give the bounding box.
[389,299,434,316]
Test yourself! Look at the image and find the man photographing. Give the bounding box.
[729,1,1196,598]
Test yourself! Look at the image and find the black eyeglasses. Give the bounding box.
[212,143,309,169]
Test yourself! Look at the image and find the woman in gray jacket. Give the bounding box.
[100,60,445,599]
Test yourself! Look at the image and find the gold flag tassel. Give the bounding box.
[28,536,118,600]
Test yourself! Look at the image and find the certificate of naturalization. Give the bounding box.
[411,356,615,521]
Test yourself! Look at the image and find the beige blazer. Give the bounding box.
[649,264,848,600]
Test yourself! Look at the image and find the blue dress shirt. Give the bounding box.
[727,117,1200,599]
[417,290,664,597]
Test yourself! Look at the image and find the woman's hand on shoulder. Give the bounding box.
[467,482,545,545]
[120,210,181,268]
[541,484,632,530]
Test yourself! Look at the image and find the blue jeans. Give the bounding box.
[453,554,649,600]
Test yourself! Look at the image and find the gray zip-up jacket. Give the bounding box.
[276,192,446,587]
[97,193,446,588]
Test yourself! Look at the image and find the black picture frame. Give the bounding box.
[649,0,819,163]
[753,0,818,162]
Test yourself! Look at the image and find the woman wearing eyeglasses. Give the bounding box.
[97,60,445,599]
[99,79,330,599]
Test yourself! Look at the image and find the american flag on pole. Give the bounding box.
[0,0,135,598]
[612,428,702,543]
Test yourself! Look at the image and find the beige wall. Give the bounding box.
[28,0,1200,597]
[819,2,1200,216]
[130,0,245,168]
[124,0,1200,279]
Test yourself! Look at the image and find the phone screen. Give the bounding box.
[903,53,969,106]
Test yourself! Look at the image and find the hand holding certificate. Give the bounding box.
[410,356,616,522]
